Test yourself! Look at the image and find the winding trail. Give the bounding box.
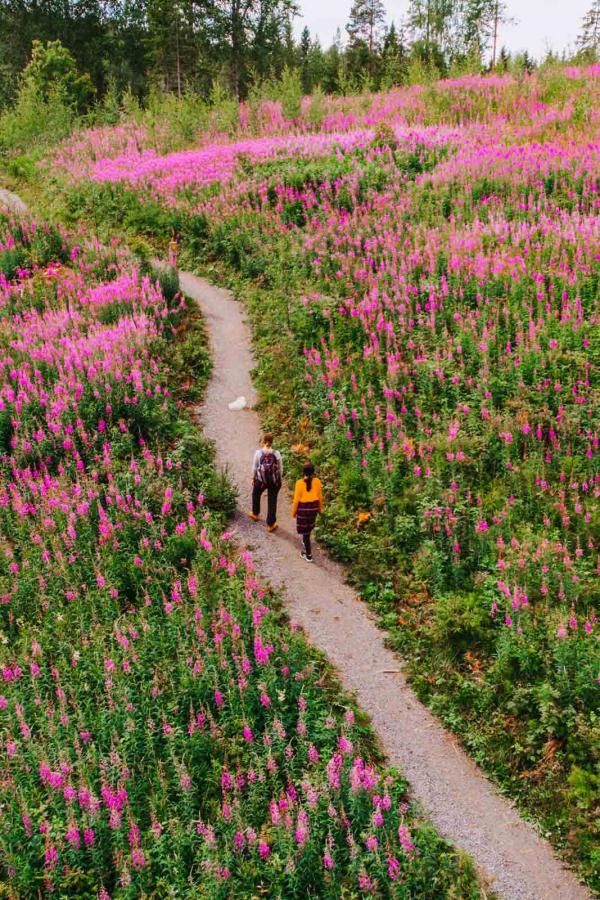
[180,270,592,900]
[0,186,591,899]
[0,188,29,214]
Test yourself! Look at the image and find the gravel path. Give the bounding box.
[180,269,593,900]
[0,188,29,214]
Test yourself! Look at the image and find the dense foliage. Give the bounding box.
[2,0,598,117]
[0,211,483,896]
[49,66,600,888]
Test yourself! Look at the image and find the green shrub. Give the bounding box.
[432,591,496,655]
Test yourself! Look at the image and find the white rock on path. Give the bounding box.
[227,395,247,411]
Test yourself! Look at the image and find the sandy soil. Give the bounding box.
[180,269,592,900]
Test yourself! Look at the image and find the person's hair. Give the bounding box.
[262,433,273,448]
[302,461,315,492]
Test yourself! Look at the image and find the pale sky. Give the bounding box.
[294,0,591,60]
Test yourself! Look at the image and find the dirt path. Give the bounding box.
[180,270,592,900]
[0,188,29,214]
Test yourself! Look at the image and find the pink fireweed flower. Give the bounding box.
[131,848,146,870]
[234,831,246,852]
[326,752,343,790]
[338,734,353,754]
[253,635,274,665]
[65,827,81,849]
[295,810,309,846]
[372,809,384,827]
[387,856,401,881]
[398,825,416,853]
[44,846,58,869]
[358,872,374,892]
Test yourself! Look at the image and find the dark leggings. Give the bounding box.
[302,532,312,558]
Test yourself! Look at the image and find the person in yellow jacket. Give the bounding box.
[292,462,322,562]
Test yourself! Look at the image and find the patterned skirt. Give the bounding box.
[296,500,320,535]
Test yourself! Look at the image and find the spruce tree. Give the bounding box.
[146,0,198,96]
[323,28,343,93]
[299,25,312,92]
[346,0,386,78]
[307,36,327,89]
[212,0,298,98]
[381,21,408,86]
[577,1,600,53]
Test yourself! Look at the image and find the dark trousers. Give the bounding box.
[302,532,312,558]
[252,481,279,526]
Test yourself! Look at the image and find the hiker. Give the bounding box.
[249,433,283,532]
[292,462,322,562]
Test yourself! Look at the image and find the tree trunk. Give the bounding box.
[230,0,242,99]
[426,0,431,61]
[369,10,373,78]
[492,1,499,68]
[176,19,182,99]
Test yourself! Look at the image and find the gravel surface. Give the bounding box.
[180,269,593,900]
[0,188,29,214]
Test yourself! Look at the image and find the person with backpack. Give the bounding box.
[249,433,283,532]
[292,462,322,562]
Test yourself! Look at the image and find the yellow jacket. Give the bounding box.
[292,477,323,517]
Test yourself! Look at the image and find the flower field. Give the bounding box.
[47,65,600,886]
[0,211,484,896]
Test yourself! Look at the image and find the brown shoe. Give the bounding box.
[267,523,278,533]
[248,512,260,522]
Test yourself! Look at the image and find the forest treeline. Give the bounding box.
[1,0,600,110]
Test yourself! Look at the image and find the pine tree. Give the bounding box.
[146,0,199,96]
[497,44,510,71]
[487,0,512,68]
[105,0,153,97]
[407,0,454,65]
[381,21,408,86]
[577,1,600,53]
[323,28,343,93]
[461,0,489,57]
[212,0,299,98]
[346,0,386,78]
[450,0,514,68]
[299,25,312,92]
[306,36,327,89]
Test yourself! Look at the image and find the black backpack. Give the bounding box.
[257,450,281,489]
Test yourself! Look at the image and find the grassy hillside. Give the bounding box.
[2,63,599,892]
